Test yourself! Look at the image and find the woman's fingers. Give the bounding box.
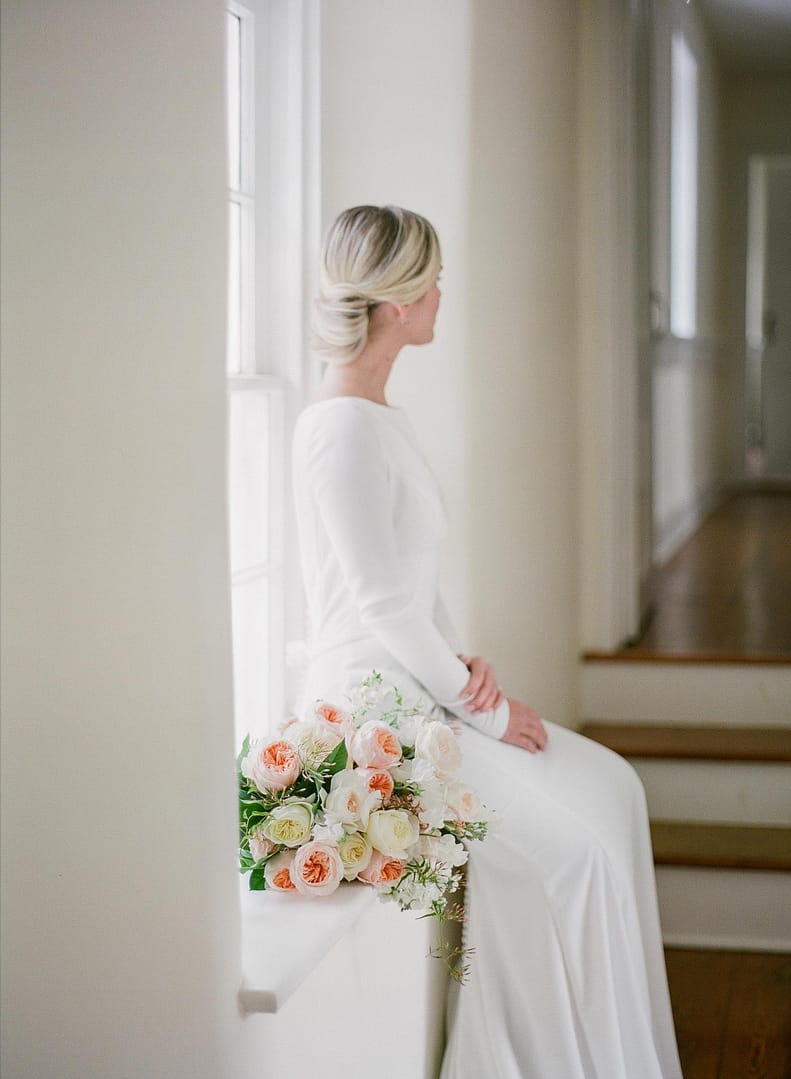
[501,699,548,753]
[460,656,500,713]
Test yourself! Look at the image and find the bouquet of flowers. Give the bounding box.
[238,672,492,970]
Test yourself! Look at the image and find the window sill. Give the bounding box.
[237,881,378,1014]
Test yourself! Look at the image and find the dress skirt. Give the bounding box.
[441,721,683,1079]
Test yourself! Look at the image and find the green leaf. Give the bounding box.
[249,862,266,890]
[236,734,251,771]
[322,739,348,776]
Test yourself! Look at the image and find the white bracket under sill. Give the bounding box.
[237,882,378,1015]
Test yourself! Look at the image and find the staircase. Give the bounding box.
[579,656,791,953]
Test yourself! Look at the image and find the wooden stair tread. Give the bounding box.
[580,723,791,762]
[582,650,791,665]
[650,820,791,871]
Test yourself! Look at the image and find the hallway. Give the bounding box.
[627,489,791,659]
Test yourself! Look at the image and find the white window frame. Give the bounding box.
[227,0,320,743]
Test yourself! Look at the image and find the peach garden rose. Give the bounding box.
[242,738,301,793]
[292,841,345,897]
[355,767,395,801]
[309,700,352,738]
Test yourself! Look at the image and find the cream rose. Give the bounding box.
[242,738,301,793]
[348,720,402,770]
[366,809,419,858]
[414,720,462,778]
[260,800,314,848]
[264,850,297,892]
[292,841,345,897]
[337,831,373,880]
[357,850,405,887]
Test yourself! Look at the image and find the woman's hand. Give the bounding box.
[458,654,503,714]
[501,699,548,753]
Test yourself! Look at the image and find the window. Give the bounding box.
[226,1,320,742]
[670,30,698,340]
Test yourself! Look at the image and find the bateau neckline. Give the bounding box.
[301,396,403,415]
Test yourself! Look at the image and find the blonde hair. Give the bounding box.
[312,205,442,363]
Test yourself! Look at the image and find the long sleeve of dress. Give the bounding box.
[298,403,508,739]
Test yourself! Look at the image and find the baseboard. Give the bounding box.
[653,482,726,567]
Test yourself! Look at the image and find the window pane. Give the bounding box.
[226,12,241,191]
[231,574,269,741]
[227,200,242,375]
[670,32,698,340]
[229,388,270,574]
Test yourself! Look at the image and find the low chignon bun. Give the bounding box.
[312,205,441,364]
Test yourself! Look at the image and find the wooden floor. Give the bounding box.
[627,490,791,659]
[665,948,791,1079]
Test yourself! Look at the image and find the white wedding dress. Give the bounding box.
[293,397,682,1079]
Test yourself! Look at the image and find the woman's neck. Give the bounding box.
[318,339,400,406]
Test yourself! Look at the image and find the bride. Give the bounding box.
[293,204,682,1078]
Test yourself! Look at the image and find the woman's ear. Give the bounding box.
[393,302,411,326]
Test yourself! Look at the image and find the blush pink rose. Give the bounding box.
[357,850,405,887]
[242,738,301,793]
[355,767,395,801]
[292,841,345,897]
[249,832,277,862]
[348,721,402,770]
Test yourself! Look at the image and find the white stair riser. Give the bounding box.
[580,663,791,725]
[632,759,791,825]
[656,866,791,952]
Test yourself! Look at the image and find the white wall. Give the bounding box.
[1,4,256,1077]
[321,0,580,724]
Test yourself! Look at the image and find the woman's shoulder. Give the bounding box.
[295,396,403,447]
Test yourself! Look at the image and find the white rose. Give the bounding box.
[414,720,463,778]
[366,809,420,858]
[326,770,382,831]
